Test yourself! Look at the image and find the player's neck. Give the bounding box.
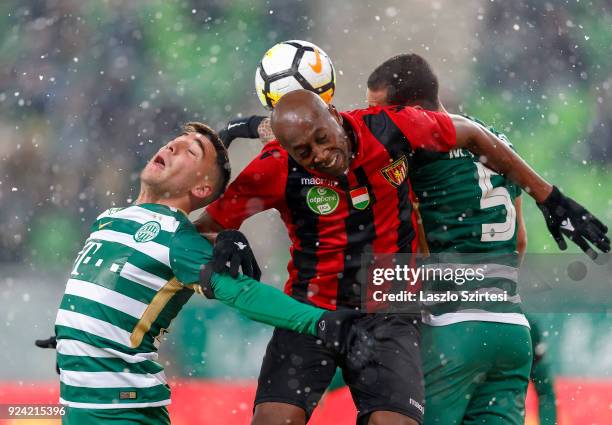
[135,186,192,214]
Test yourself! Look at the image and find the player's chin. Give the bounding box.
[317,167,345,178]
[141,166,165,183]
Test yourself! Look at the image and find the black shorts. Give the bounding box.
[254,314,424,424]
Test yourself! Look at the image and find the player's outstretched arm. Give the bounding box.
[452,114,610,258]
[452,115,551,202]
[218,115,270,147]
[199,268,360,351]
[171,228,362,351]
[256,117,276,144]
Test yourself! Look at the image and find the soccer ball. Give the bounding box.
[255,40,336,109]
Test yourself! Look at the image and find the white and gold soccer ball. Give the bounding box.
[255,40,336,109]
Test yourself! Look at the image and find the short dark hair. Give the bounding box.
[183,121,231,202]
[367,54,439,109]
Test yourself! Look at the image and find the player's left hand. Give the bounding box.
[218,116,267,148]
[537,186,610,259]
[35,335,59,374]
[212,230,262,280]
[35,335,57,349]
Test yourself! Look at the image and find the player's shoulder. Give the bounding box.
[342,105,437,126]
[168,221,213,281]
[342,105,399,120]
[342,104,409,116]
[259,139,288,160]
[340,106,396,131]
[96,204,185,232]
[96,207,125,221]
[170,219,213,253]
[462,114,513,146]
[242,139,289,173]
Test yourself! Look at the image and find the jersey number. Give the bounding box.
[476,162,516,242]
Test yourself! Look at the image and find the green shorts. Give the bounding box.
[62,405,170,425]
[421,321,532,425]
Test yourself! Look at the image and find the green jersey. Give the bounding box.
[411,116,528,327]
[55,203,324,409]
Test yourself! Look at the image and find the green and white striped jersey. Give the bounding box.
[55,203,210,409]
[411,116,528,328]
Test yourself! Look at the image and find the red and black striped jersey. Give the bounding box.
[206,105,456,309]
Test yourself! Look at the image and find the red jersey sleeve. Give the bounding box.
[385,106,456,152]
[206,141,287,229]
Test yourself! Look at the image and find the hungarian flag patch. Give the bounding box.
[350,187,370,210]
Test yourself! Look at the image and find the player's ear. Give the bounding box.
[190,183,213,204]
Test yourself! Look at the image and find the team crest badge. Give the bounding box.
[134,221,161,243]
[350,187,370,210]
[381,156,408,187]
[306,186,340,215]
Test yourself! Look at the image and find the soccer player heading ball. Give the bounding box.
[203,42,609,425]
[220,40,336,146]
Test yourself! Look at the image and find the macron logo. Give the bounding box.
[410,398,425,414]
[234,241,247,250]
[561,219,575,232]
[301,177,338,187]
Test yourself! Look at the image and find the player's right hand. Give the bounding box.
[537,186,610,259]
[218,116,267,148]
[212,229,262,280]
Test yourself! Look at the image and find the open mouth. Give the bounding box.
[322,152,341,170]
[153,154,166,168]
[326,154,338,168]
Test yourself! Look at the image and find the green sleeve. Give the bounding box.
[169,224,324,336]
[210,272,324,336]
[169,226,214,285]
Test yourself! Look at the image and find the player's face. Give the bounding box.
[278,106,351,177]
[366,88,388,107]
[141,132,216,200]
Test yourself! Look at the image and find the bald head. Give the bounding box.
[271,89,330,143]
[270,89,353,177]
